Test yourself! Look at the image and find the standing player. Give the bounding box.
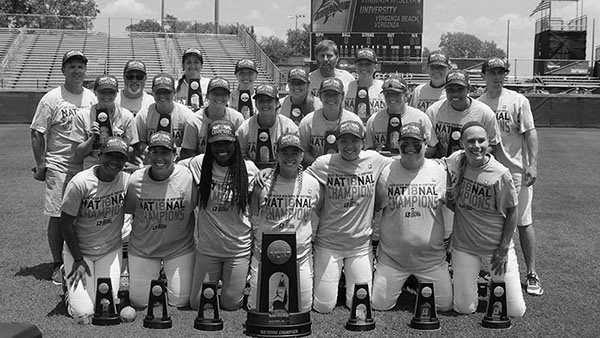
[298,77,363,167]
[135,73,194,159]
[230,59,259,119]
[308,40,355,97]
[372,123,452,311]
[279,68,322,125]
[236,84,298,169]
[344,48,385,123]
[187,120,260,311]
[365,76,436,155]
[446,121,526,317]
[71,75,139,170]
[30,50,97,284]
[60,137,129,322]
[115,60,154,117]
[124,132,197,308]
[175,48,210,112]
[426,69,501,159]
[307,120,390,313]
[409,52,450,112]
[478,58,542,295]
[180,76,244,159]
[248,132,322,312]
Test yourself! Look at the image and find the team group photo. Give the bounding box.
[0,0,598,337]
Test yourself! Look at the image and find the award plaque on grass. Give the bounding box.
[410,282,440,330]
[482,282,511,329]
[345,283,375,331]
[194,282,223,331]
[143,279,172,329]
[92,278,121,326]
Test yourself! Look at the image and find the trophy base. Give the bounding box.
[194,318,224,331]
[345,318,375,331]
[91,315,121,326]
[143,317,173,329]
[482,317,512,329]
[244,310,311,337]
[410,318,440,331]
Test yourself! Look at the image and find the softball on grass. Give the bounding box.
[120,306,136,322]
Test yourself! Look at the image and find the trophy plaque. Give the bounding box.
[245,232,311,337]
[143,279,172,329]
[355,87,370,120]
[194,282,223,331]
[187,78,203,110]
[290,104,304,125]
[92,278,121,326]
[482,282,511,329]
[383,114,402,155]
[156,114,171,134]
[255,128,274,169]
[93,108,113,150]
[446,127,462,156]
[410,282,440,330]
[239,90,253,118]
[345,283,375,331]
[323,130,338,154]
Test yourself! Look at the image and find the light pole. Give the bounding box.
[287,14,305,30]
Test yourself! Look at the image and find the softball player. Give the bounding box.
[187,120,259,311]
[30,50,97,284]
[298,77,363,167]
[135,73,194,160]
[60,137,129,321]
[124,132,197,308]
[175,48,210,111]
[344,48,385,123]
[229,59,259,119]
[248,132,322,312]
[236,84,298,169]
[279,67,322,125]
[409,52,449,112]
[308,40,355,97]
[180,76,244,159]
[115,60,154,117]
[478,57,542,296]
[71,74,139,170]
[306,120,391,313]
[446,121,526,317]
[372,123,452,311]
[365,76,437,155]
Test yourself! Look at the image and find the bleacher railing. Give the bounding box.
[237,24,286,89]
[0,27,23,87]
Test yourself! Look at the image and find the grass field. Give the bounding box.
[0,124,598,338]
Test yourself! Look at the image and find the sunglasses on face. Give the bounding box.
[125,74,145,81]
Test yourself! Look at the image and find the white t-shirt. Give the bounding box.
[306,150,391,251]
[61,167,129,260]
[115,91,155,116]
[135,102,194,151]
[175,77,210,111]
[279,95,322,126]
[298,108,363,158]
[409,82,446,112]
[181,107,245,154]
[308,68,355,97]
[477,88,536,174]
[376,159,448,271]
[30,85,97,174]
[365,106,438,151]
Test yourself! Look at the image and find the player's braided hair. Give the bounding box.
[176,75,186,93]
[198,140,249,213]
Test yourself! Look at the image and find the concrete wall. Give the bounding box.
[1,90,599,128]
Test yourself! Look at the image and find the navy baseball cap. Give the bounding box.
[482,57,509,73]
[207,77,231,93]
[182,48,203,64]
[124,60,147,74]
[62,50,87,66]
[445,70,470,87]
[381,77,409,93]
[208,120,237,143]
[152,73,176,92]
[400,122,426,141]
[355,48,377,63]
[428,52,450,67]
[288,68,309,83]
[253,84,278,100]
[235,59,258,74]
[101,137,129,156]
[94,75,119,91]
[319,77,344,94]
[148,131,175,150]
[277,133,303,151]
[337,120,365,139]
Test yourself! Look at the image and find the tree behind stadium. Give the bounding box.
[0,0,99,30]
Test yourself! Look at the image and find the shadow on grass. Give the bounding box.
[15,262,53,281]
[47,299,67,317]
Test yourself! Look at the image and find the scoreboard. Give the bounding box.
[312,32,422,61]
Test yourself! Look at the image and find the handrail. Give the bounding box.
[164,32,181,79]
[0,28,24,87]
[236,24,286,89]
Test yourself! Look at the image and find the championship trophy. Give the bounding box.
[289,104,304,125]
[93,108,112,150]
[478,281,489,300]
[410,282,440,330]
[323,130,338,154]
[91,278,121,326]
[255,129,274,169]
[481,282,511,329]
[143,279,172,329]
[238,90,253,118]
[187,78,203,110]
[194,282,223,331]
[354,87,370,120]
[156,114,171,133]
[446,127,462,156]
[383,114,402,155]
[345,283,375,331]
[244,232,311,337]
